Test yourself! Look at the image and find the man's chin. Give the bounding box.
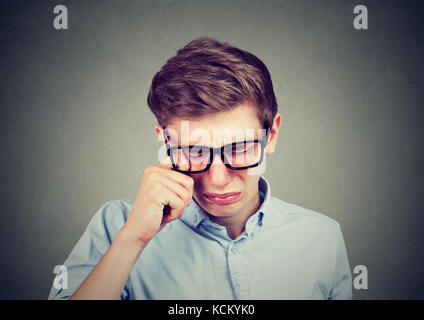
[198,201,242,217]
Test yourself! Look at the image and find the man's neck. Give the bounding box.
[208,192,263,240]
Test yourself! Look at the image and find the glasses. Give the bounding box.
[163,126,270,174]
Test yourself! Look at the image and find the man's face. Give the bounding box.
[156,105,280,219]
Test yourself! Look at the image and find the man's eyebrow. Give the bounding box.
[164,128,266,145]
[170,138,261,148]
[165,131,207,146]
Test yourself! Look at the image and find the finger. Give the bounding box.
[155,148,194,190]
[155,164,194,191]
[160,186,186,222]
[159,175,193,207]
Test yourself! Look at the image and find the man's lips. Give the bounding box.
[203,192,241,205]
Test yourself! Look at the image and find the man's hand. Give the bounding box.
[120,158,194,247]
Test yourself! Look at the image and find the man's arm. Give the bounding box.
[328,225,352,300]
[69,228,145,300]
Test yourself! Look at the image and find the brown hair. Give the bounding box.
[147,37,278,129]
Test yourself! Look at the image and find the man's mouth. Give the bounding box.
[203,192,241,205]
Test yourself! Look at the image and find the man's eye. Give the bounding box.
[233,148,251,155]
[233,144,254,154]
[190,147,208,158]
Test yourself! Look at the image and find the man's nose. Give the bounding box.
[207,153,232,187]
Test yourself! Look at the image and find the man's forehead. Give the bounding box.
[167,104,263,131]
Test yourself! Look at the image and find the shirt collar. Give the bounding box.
[180,176,273,231]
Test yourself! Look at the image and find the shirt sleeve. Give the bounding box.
[328,224,352,300]
[47,201,131,300]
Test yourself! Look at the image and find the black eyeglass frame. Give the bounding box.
[163,126,271,174]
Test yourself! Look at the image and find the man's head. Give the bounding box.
[147,37,281,220]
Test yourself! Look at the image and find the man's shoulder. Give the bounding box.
[85,198,134,236]
[266,196,340,230]
[94,198,134,218]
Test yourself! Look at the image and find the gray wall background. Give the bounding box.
[1,0,423,299]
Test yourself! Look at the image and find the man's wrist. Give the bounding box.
[114,227,148,253]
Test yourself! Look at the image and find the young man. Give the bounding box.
[48,37,352,300]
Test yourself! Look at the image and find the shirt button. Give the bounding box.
[231,246,237,254]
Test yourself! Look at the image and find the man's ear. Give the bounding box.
[155,123,166,143]
[265,113,281,156]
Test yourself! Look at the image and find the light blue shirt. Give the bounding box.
[48,176,352,300]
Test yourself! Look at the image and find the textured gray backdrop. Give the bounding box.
[1,0,423,299]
